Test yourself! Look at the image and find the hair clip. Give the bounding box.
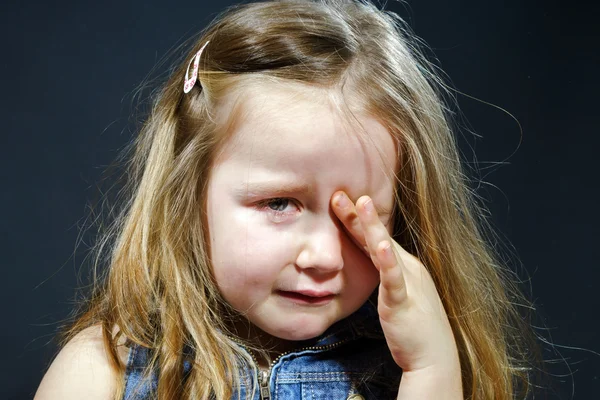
[183,40,210,94]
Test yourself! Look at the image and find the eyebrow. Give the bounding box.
[233,181,312,199]
[233,181,392,217]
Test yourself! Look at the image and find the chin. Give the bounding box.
[263,316,335,342]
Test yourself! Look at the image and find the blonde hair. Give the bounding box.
[66,0,542,398]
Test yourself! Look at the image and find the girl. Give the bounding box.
[35,0,541,399]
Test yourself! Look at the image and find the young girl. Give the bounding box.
[35,0,541,399]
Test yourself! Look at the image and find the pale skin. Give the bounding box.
[331,190,463,399]
[34,198,463,400]
[34,325,128,400]
[34,191,463,400]
[35,81,462,398]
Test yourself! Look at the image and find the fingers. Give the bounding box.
[332,191,369,254]
[332,191,391,261]
[331,191,408,306]
[377,240,408,307]
[354,195,408,306]
[354,196,393,266]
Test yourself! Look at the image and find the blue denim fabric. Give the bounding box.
[123,301,402,399]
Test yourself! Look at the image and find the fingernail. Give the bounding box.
[382,241,392,256]
[363,198,374,213]
[335,193,349,208]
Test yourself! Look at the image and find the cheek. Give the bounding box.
[341,241,381,290]
[210,212,296,292]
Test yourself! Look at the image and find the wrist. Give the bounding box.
[397,363,463,400]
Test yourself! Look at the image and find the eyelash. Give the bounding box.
[255,198,300,221]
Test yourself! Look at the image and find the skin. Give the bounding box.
[34,82,462,399]
[34,326,128,400]
[333,192,463,398]
[206,83,396,346]
[208,82,463,397]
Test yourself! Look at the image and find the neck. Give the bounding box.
[228,318,310,369]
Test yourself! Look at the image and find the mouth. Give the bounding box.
[276,290,336,305]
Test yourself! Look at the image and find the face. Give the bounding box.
[206,82,397,343]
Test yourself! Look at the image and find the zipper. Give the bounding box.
[258,339,351,400]
[259,369,270,400]
[227,335,351,400]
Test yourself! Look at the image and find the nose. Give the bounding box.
[295,216,344,273]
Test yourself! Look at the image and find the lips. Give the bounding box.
[276,289,337,305]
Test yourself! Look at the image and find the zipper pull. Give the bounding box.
[259,369,271,400]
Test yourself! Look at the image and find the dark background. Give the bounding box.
[2,0,598,398]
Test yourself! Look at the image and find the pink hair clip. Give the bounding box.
[183,40,210,94]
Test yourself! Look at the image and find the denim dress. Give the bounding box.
[122,302,402,399]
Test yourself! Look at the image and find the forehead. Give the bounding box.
[213,81,398,196]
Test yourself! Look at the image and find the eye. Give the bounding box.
[255,197,300,223]
[265,198,290,212]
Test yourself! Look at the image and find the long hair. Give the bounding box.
[66,0,541,398]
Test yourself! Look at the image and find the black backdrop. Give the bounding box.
[2,0,599,399]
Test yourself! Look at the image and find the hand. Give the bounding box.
[331,191,462,395]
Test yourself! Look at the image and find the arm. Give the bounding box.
[34,325,127,400]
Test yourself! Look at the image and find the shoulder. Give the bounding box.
[34,325,130,400]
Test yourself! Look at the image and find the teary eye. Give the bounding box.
[266,198,289,212]
[255,197,300,223]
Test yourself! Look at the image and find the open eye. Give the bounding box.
[255,198,300,222]
[264,198,291,212]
